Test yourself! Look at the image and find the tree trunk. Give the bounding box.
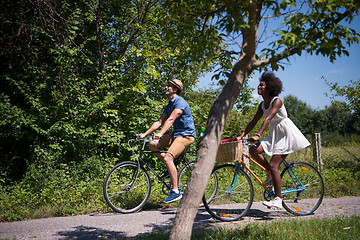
[169,59,251,239]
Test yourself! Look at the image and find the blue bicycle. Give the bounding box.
[202,138,325,221]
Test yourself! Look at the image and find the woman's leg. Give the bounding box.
[269,154,287,197]
[249,142,271,172]
[250,143,288,197]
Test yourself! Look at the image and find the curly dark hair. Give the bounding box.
[259,72,283,97]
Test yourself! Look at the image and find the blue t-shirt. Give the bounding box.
[163,96,196,138]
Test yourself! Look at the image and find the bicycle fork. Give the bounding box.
[226,163,242,194]
[281,162,306,201]
[124,162,142,192]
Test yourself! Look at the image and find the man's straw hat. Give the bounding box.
[168,79,183,92]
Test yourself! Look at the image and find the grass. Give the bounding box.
[132,215,360,240]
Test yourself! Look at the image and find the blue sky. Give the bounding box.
[197,18,360,110]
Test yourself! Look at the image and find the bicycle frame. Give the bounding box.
[129,137,172,190]
[128,137,190,192]
[138,155,173,191]
[237,152,306,196]
[281,160,307,195]
[239,153,271,191]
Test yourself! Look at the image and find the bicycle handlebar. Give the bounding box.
[134,134,153,141]
[128,135,154,156]
[241,138,251,142]
[240,137,260,146]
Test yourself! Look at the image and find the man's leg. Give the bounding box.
[166,136,195,189]
[163,152,178,189]
[148,135,182,203]
[148,133,180,189]
[148,133,173,161]
[148,141,165,160]
[161,136,195,203]
[148,134,177,186]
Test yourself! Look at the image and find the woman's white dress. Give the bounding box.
[260,97,310,156]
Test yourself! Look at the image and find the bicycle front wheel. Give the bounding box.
[103,161,151,213]
[281,162,324,216]
[203,164,254,221]
[178,160,218,206]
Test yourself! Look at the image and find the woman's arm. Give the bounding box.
[237,104,264,140]
[251,98,283,141]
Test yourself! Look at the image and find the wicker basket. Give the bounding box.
[215,140,243,162]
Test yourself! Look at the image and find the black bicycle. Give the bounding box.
[103,135,219,213]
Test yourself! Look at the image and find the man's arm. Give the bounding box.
[153,109,183,140]
[139,113,168,138]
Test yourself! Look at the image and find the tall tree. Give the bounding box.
[0,0,222,185]
[326,78,360,134]
[169,0,360,239]
[284,95,315,135]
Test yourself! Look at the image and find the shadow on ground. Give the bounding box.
[57,225,127,240]
[55,206,294,239]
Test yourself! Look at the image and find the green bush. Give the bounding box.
[0,178,107,221]
[322,167,360,197]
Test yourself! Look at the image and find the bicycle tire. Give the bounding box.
[281,162,324,216]
[103,161,151,213]
[178,160,218,206]
[203,164,254,221]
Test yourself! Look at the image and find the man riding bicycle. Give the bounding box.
[138,79,196,203]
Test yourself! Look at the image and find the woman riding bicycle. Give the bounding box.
[236,72,310,209]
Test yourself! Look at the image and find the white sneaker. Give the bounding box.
[263,197,283,210]
[263,174,273,186]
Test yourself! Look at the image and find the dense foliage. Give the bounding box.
[0,0,221,186]
[284,94,360,144]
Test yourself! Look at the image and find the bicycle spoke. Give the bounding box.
[281,162,324,215]
[103,162,151,213]
[178,160,218,206]
[203,164,254,221]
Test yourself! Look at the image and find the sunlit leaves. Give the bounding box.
[262,0,359,64]
[326,79,360,115]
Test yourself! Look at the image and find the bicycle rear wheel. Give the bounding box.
[281,162,324,216]
[178,160,218,206]
[103,161,151,213]
[203,164,254,221]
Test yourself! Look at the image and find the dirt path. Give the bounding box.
[1,196,359,240]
